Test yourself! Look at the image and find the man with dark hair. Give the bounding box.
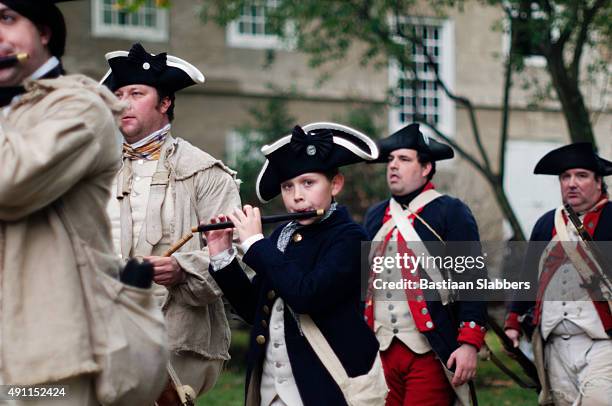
[102,43,241,398]
[505,142,612,405]
[0,1,133,404]
[363,123,486,405]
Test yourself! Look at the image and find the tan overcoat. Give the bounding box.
[0,75,124,385]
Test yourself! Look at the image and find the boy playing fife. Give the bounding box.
[205,122,384,405]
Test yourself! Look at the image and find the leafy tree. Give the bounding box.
[229,96,296,212]
[498,0,610,145]
[200,0,610,240]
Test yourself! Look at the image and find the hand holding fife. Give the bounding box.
[227,205,263,244]
[203,215,234,256]
[144,256,185,286]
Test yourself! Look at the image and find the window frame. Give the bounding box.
[388,17,455,138]
[91,0,169,42]
[225,0,291,50]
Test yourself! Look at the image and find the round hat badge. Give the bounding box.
[142,62,151,70]
[306,145,317,156]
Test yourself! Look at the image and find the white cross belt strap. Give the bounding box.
[553,207,612,300]
[299,314,388,406]
[387,191,450,304]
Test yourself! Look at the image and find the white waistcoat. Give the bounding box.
[374,229,431,353]
[541,215,608,340]
[260,298,303,406]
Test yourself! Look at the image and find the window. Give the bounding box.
[226,0,287,49]
[92,0,169,42]
[388,18,455,137]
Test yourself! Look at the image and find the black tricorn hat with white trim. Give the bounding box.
[534,142,612,176]
[370,123,454,163]
[0,0,80,57]
[256,122,379,202]
[100,43,204,93]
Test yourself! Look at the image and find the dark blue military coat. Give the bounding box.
[363,195,487,364]
[211,206,379,406]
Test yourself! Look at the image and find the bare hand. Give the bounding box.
[503,328,521,358]
[447,344,478,386]
[227,205,263,244]
[144,256,185,286]
[202,215,233,256]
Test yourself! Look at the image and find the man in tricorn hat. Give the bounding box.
[0,0,127,404]
[363,123,486,405]
[505,142,612,405]
[101,43,241,398]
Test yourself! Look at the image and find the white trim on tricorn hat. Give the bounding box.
[166,55,205,84]
[303,122,379,161]
[255,159,271,203]
[99,44,205,92]
[255,122,379,203]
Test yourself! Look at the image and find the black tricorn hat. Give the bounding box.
[100,43,204,93]
[0,0,80,57]
[256,122,379,202]
[534,142,612,176]
[370,123,454,163]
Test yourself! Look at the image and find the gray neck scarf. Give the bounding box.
[276,201,338,252]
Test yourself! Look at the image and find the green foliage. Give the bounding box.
[200,0,610,144]
[331,106,388,220]
[475,331,539,405]
[230,95,296,212]
[115,0,170,12]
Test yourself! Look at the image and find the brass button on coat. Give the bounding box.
[261,320,268,328]
[263,305,270,314]
[267,290,276,300]
[292,233,303,242]
[256,335,266,345]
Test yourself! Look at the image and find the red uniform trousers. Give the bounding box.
[380,337,455,406]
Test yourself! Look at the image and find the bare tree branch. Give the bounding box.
[417,119,489,177]
[571,0,607,82]
[499,40,514,185]
[407,33,494,174]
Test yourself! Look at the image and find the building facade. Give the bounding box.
[59,0,611,239]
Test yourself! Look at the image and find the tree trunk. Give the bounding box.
[545,48,596,146]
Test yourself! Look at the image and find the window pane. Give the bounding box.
[395,21,444,125]
[118,11,128,25]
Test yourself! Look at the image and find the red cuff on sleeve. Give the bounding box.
[457,321,486,350]
[504,312,521,333]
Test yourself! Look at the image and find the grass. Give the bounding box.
[197,329,539,405]
[475,333,539,405]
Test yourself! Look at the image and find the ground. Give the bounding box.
[197,328,539,405]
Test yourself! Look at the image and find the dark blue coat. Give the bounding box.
[210,206,379,406]
[363,196,487,364]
